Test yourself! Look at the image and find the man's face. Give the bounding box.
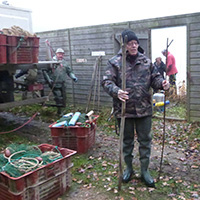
[126,40,139,56]
[162,51,166,57]
[156,58,161,64]
[56,52,64,60]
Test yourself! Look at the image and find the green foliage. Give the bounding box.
[153,102,187,119]
[166,103,186,118]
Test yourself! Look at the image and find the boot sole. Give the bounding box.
[141,176,155,188]
[122,171,134,183]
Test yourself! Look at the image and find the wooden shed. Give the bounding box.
[37,12,200,122]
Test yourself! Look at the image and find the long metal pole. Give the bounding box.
[158,38,173,179]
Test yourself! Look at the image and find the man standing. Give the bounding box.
[43,48,78,114]
[154,57,166,79]
[162,49,178,87]
[102,29,169,187]
[153,57,166,93]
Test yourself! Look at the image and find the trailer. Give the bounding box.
[0,4,50,110]
[0,60,61,110]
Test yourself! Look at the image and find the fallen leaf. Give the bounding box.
[178,195,186,200]
[77,180,83,184]
[148,188,155,192]
[191,165,198,169]
[168,193,176,197]
[162,182,170,186]
[78,168,85,173]
[87,164,93,169]
[102,161,107,167]
[137,187,147,191]
[178,157,186,162]
[114,189,118,193]
[175,180,183,183]
[169,141,177,144]
[114,164,118,168]
[106,177,111,181]
[87,183,92,189]
[163,177,170,181]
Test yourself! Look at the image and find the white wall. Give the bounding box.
[151,26,187,94]
[0,4,32,32]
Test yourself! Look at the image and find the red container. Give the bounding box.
[28,83,44,91]
[49,115,99,154]
[0,144,76,200]
[0,34,7,64]
[7,36,40,64]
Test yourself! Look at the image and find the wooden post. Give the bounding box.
[67,29,75,107]
[118,35,127,191]
[85,57,99,113]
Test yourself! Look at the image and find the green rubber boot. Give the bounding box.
[122,164,134,183]
[140,156,155,187]
[122,138,134,183]
[118,118,135,183]
[141,169,155,187]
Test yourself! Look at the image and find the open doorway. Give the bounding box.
[151,26,187,118]
[151,26,187,94]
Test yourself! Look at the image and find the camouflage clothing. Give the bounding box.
[42,56,77,111]
[102,50,164,118]
[43,56,76,86]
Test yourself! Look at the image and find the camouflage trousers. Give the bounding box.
[52,83,66,107]
[169,74,176,86]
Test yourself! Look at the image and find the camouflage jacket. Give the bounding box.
[51,56,75,82]
[102,51,164,118]
[43,56,75,86]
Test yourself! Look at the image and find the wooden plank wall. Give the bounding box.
[37,25,115,110]
[37,12,200,121]
[188,15,200,121]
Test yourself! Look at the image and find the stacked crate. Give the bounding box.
[0,34,39,64]
[49,115,99,154]
[0,144,76,200]
[0,34,7,64]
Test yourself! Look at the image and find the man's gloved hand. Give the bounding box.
[73,77,78,82]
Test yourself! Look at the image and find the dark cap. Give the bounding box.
[122,29,139,44]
